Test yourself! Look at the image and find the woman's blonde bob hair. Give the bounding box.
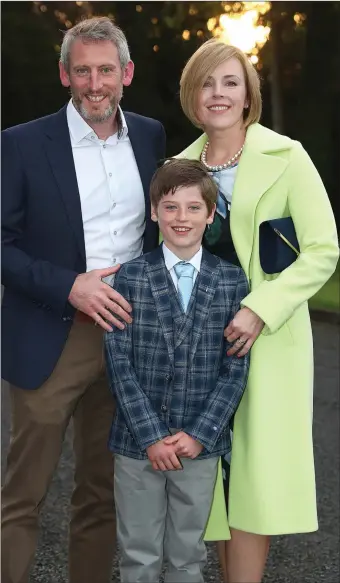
[180,38,262,129]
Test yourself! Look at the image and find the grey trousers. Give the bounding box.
[114,454,218,583]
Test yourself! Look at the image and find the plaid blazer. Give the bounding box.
[105,246,250,459]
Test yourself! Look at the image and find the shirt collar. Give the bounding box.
[66,99,128,144]
[162,243,202,273]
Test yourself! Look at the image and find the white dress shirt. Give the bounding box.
[162,243,202,290]
[66,100,145,278]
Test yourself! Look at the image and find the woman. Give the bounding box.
[177,39,339,582]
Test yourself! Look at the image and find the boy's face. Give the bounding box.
[152,185,215,259]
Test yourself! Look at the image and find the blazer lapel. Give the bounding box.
[145,248,175,366]
[44,106,86,261]
[188,250,220,363]
[125,113,155,211]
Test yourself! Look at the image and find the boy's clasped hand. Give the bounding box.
[146,432,204,471]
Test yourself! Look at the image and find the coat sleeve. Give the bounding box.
[1,129,79,316]
[104,267,170,451]
[241,141,339,334]
[184,269,250,452]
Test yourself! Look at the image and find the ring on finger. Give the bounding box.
[235,337,246,346]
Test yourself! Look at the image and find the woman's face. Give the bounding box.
[196,57,248,132]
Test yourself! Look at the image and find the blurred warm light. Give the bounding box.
[136,5,142,13]
[182,30,191,41]
[209,2,271,58]
[293,12,306,26]
[153,45,159,52]
[76,1,83,6]
[189,7,198,16]
[197,30,204,38]
[207,17,217,32]
[151,17,158,24]
[40,4,47,12]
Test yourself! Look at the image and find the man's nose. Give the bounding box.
[88,72,103,92]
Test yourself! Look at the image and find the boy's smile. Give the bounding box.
[152,185,215,260]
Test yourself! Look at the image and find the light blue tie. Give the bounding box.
[174,262,195,313]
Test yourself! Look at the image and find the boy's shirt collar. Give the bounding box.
[162,243,202,274]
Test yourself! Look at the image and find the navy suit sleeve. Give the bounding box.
[184,270,250,452]
[104,267,170,451]
[1,130,78,315]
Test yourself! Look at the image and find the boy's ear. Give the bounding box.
[151,206,158,222]
[206,203,216,224]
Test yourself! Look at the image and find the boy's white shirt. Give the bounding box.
[162,243,202,291]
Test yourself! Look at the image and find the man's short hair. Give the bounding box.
[150,159,218,214]
[60,16,130,73]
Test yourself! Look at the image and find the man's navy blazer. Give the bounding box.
[1,106,166,390]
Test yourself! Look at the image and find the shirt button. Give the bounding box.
[103,144,106,149]
[113,258,116,263]
[161,405,167,412]
[213,426,218,431]
[109,173,112,177]
[112,202,116,208]
[114,231,117,235]
[91,135,95,140]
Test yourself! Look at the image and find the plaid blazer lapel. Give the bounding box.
[189,250,220,364]
[145,250,175,366]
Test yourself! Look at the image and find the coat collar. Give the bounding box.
[145,246,219,365]
[178,124,293,275]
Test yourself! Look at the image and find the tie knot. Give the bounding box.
[174,261,195,280]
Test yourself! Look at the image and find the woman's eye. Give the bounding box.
[203,81,212,88]
[225,80,237,87]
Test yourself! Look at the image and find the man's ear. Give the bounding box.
[122,61,134,87]
[59,61,70,88]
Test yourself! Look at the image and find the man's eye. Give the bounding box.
[101,67,113,74]
[76,68,88,76]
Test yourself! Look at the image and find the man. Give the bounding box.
[1,16,165,583]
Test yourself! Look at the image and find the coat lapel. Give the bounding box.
[44,106,86,261]
[230,125,290,275]
[145,248,175,366]
[188,250,220,363]
[125,112,155,212]
[177,124,293,277]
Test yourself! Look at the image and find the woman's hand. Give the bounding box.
[224,307,265,357]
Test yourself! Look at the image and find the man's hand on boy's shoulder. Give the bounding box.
[163,432,203,459]
[146,440,182,471]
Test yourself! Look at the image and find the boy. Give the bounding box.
[104,159,250,583]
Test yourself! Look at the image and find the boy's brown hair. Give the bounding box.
[150,159,218,214]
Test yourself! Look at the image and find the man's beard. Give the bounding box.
[71,89,122,123]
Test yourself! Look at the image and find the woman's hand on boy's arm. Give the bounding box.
[163,432,203,459]
[146,440,182,471]
[224,306,264,357]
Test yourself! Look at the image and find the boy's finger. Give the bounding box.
[163,435,180,445]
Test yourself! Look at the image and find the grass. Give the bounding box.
[308,264,340,313]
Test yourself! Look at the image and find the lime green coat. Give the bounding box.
[177,123,339,536]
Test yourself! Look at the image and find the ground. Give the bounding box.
[1,318,339,583]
